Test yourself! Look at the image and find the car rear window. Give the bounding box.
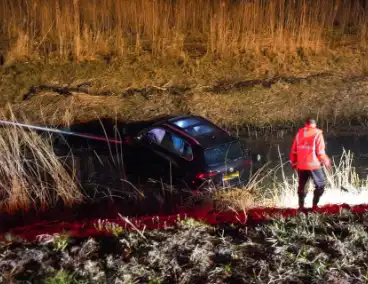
[173,118,200,128]
[185,124,216,137]
[204,141,243,166]
[173,118,218,137]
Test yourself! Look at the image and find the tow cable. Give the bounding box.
[0,119,123,144]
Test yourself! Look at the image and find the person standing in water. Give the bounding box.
[290,118,331,209]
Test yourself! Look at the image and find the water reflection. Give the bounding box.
[3,125,368,231]
[240,132,368,177]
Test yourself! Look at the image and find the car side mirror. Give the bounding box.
[135,134,142,141]
[135,133,154,145]
[180,152,193,161]
[135,130,147,141]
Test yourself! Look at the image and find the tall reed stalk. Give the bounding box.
[0,110,83,213]
[1,0,368,61]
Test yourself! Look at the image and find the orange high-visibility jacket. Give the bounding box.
[290,126,329,170]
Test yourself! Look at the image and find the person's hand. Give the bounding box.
[291,163,297,170]
[324,158,331,168]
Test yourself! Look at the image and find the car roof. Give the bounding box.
[152,115,238,149]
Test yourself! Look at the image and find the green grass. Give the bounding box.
[45,271,75,284]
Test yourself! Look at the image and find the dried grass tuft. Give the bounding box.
[0,108,83,212]
[216,150,368,211]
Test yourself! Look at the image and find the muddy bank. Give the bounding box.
[22,72,334,100]
[15,72,368,129]
[1,54,368,130]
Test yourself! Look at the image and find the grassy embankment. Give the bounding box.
[1,0,368,129]
[2,204,368,283]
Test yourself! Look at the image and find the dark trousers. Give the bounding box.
[297,168,326,208]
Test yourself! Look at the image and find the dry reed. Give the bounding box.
[215,150,368,211]
[1,0,368,61]
[0,109,83,213]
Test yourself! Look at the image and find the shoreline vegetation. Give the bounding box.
[1,147,368,283]
[2,209,368,283]
[2,1,368,282]
[1,111,368,283]
[1,126,368,283]
[0,111,366,216]
[0,1,368,129]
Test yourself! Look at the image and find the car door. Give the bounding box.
[136,127,194,186]
[134,127,175,182]
[153,130,197,188]
[164,132,195,187]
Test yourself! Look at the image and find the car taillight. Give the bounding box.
[243,159,252,166]
[196,171,218,179]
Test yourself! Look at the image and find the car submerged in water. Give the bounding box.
[123,115,254,190]
[56,114,255,190]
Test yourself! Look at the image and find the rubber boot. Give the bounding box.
[298,193,306,210]
[312,193,321,209]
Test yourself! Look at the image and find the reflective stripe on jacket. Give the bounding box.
[289,126,329,170]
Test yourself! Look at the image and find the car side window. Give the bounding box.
[182,141,193,161]
[144,127,166,144]
[168,133,193,161]
[144,127,193,161]
[145,128,193,161]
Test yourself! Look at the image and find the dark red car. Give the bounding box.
[124,115,253,190]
